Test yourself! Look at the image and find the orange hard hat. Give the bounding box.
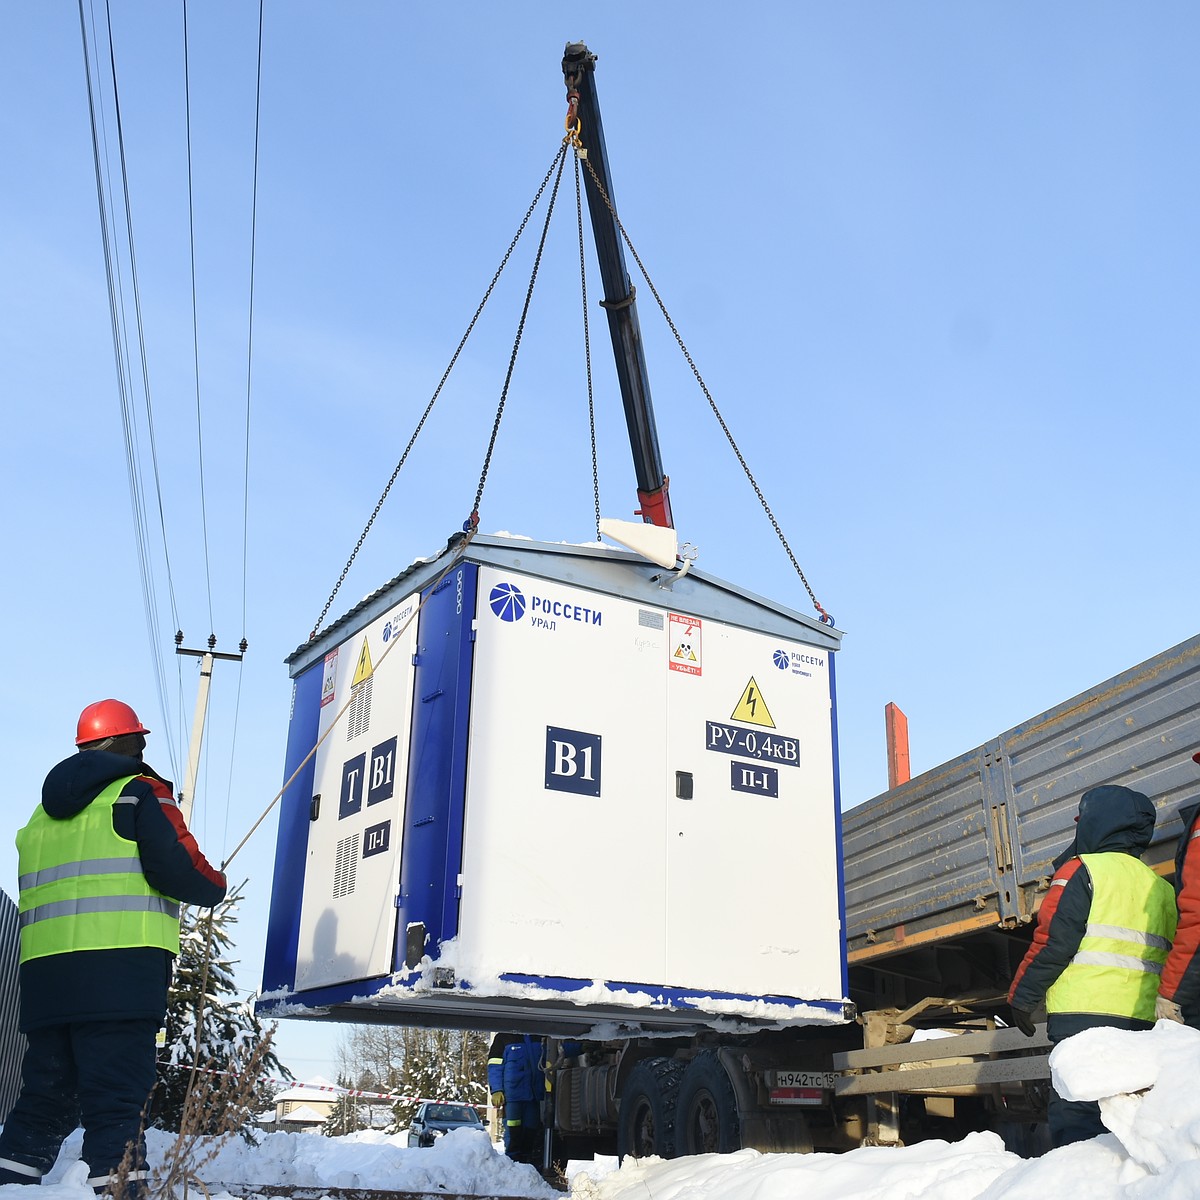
[75,699,151,746]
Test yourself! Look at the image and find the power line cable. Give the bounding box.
[79,0,182,781]
[181,0,216,635]
[220,0,265,861]
[240,0,264,644]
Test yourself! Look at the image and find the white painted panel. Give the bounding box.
[665,623,841,998]
[457,566,668,987]
[295,592,420,990]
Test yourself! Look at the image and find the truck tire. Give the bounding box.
[676,1050,741,1155]
[617,1057,685,1161]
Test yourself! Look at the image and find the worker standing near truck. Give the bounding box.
[1008,783,1177,1148]
[1154,750,1200,1026]
[0,700,227,1197]
[487,1033,548,1164]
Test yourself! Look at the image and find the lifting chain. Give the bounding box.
[574,151,602,540]
[566,122,834,626]
[467,141,571,524]
[308,146,570,642]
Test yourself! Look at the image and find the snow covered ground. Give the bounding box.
[9,1022,1200,1199]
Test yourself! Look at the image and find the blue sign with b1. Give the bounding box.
[545,725,602,797]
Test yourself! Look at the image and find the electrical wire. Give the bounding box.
[240,0,264,645]
[79,0,183,782]
[221,0,265,860]
[181,0,216,636]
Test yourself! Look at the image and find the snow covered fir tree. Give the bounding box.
[155,881,289,1133]
[331,1025,489,1134]
[391,1028,490,1131]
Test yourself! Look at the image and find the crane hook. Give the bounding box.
[564,91,582,145]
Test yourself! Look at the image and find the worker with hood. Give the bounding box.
[1154,751,1200,1025]
[1008,783,1177,1147]
[0,700,227,1198]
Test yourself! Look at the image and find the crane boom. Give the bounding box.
[562,42,674,530]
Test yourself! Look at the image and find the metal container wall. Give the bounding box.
[843,635,1200,958]
[260,534,849,1032]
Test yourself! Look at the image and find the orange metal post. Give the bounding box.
[885,702,911,789]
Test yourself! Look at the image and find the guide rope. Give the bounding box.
[566,122,833,625]
[226,528,477,873]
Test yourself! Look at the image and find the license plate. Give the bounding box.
[770,1070,835,1089]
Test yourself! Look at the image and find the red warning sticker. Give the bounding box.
[668,613,702,676]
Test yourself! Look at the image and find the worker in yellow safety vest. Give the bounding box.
[1009,783,1176,1147]
[0,700,226,1198]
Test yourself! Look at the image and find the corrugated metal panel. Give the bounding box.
[0,889,27,1120]
[844,634,1200,956]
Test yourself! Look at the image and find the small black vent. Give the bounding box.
[333,835,357,898]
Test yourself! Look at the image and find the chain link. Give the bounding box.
[469,142,571,518]
[575,150,832,624]
[308,147,570,641]
[575,154,602,539]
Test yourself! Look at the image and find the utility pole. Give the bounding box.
[175,632,248,824]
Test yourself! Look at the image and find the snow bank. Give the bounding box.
[580,1022,1200,1200]
[8,1022,1200,1199]
[199,1126,555,1197]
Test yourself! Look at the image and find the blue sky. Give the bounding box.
[3,2,1198,1080]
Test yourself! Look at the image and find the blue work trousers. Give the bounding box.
[0,1018,158,1179]
[504,1099,542,1164]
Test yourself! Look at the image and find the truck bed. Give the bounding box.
[842,634,1200,968]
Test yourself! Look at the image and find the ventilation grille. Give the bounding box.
[347,676,373,741]
[333,835,358,899]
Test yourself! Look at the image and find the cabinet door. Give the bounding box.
[295,592,420,990]
[456,566,668,987]
[665,620,842,1000]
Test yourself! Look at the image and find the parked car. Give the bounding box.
[406,1101,485,1147]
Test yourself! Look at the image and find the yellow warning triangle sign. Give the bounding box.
[730,677,775,728]
[351,637,374,687]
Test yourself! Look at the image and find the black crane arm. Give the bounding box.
[562,42,673,530]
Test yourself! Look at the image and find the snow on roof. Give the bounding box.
[278,1104,327,1125]
[273,1079,340,1103]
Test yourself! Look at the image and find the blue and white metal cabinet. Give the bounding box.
[260,534,847,1033]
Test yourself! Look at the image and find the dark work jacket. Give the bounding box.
[17,750,227,1031]
[1160,799,1200,1011]
[1009,784,1159,1027]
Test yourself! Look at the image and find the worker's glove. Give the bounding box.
[1155,994,1185,1024]
[1010,1006,1037,1038]
[490,1091,504,1109]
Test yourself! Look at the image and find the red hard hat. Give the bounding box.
[75,699,151,746]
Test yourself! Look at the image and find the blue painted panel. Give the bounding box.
[394,563,477,967]
[261,662,323,993]
[828,652,849,999]
[257,969,846,1025]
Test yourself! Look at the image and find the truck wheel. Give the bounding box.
[617,1057,685,1161]
[676,1051,741,1155]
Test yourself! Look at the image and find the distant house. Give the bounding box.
[267,1078,339,1134]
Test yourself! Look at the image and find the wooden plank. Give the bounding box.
[847,911,1003,963]
[835,1054,1051,1097]
[834,1024,1049,1070]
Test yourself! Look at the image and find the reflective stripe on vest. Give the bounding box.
[1046,852,1178,1021]
[15,774,181,961]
